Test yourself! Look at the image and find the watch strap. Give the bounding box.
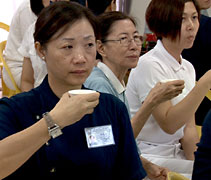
[43,112,55,128]
[43,112,63,138]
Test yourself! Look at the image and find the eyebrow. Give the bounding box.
[62,35,95,41]
[118,31,139,35]
[183,11,198,16]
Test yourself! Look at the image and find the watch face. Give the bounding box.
[50,126,63,139]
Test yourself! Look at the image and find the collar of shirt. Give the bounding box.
[97,62,126,94]
[156,40,187,72]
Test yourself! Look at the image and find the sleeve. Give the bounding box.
[114,100,147,179]
[18,23,35,58]
[192,110,211,180]
[0,98,20,140]
[126,56,167,117]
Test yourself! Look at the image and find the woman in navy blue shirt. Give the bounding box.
[0,2,146,179]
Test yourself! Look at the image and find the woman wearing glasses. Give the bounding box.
[85,11,185,180]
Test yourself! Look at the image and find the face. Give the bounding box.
[179,2,199,49]
[196,0,211,9]
[42,19,96,89]
[100,19,142,72]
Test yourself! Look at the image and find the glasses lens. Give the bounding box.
[134,36,143,46]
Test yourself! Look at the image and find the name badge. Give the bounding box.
[85,125,115,148]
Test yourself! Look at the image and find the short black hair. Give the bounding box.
[87,0,112,15]
[30,0,44,16]
[146,0,200,41]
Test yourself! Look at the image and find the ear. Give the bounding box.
[35,42,46,61]
[97,40,106,58]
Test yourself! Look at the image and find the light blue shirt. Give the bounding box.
[84,62,141,154]
[84,62,130,116]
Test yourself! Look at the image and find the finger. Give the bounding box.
[84,92,100,102]
[86,99,99,109]
[168,80,185,86]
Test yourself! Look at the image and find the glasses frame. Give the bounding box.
[102,35,143,47]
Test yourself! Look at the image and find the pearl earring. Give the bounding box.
[42,56,45,60]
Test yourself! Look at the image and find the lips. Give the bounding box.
[187,35,195,41]
[71,70,86,74]
[127,54,139,59]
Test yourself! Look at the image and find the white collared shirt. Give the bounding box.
[126,40,196,146]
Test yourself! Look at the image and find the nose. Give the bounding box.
[72,47,86,64]
[187,19,194,30]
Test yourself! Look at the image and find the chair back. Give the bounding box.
[167,172,190,180]
[206,90,211,101]
[0,40,21,97]
[0,22,10,32]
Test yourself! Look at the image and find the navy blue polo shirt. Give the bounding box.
[0,76,146,179]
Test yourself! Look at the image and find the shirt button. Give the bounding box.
[50,167,56,173]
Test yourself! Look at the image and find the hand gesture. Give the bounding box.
[49,92,100,128]
[145,80,185,106]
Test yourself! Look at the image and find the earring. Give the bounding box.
[42,56,45,60]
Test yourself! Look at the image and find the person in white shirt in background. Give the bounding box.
[126,0,211,178]
[3,0,62,90]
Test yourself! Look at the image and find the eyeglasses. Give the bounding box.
[102,35,143,47]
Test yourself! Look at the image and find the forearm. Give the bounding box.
[20,57,34,92]
[155,80,210,134]
[0,119,50,179]
[173,80,209,124]
[131,98,156,138]
[21,80,34,92]
[180,118,199,160]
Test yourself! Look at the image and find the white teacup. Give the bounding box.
[160,79,179,83]
[68,89,96,96]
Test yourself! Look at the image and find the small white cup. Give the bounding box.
[68,89,96,96]
[160,79,179,83]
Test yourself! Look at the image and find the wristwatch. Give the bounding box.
[43,112,63,139]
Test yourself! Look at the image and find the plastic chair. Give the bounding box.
[167,172,190,180]
[0,40,21,97]
[0,22,10,32]
[0,22,10,93]
[206,89,211,101]
[196,125,202,138]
